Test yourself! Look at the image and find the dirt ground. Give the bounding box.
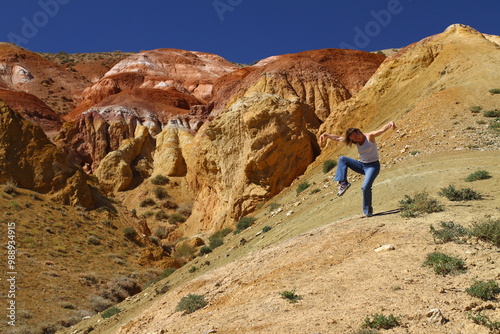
[61,149,499,334]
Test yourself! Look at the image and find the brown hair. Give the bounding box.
[344,128,361,146]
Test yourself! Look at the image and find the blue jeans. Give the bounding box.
[334,156,381,215]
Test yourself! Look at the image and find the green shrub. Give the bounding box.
[465,170,491,182]
[155,210,169,221]
[489,88,500,94]
[159,268,176,280]
[151,174,170,185]
[483,110,500,117]
[322,159,337,173]
[199,246,212,255]
[169,213,186,224]
[176,294,207,314]
[262,226,272,233]
[398,192,444,217]
[466,280,500,301]
[430,221,469,244]
[268,203,281,212]
[154,226,168,239]
[174,243,195,258]
[140,198,156,207]
[101,306,121,319]
[423,252,466,276]
[123,227,137,240]
[153,187,169,200]
[279,290,302,303]
[468,217,500,246]
[438,184,482,201]
[296,181,311,194]
[469,312,500,331]
[490,119,500,132]
[234,216,257,234]
[469,105,482,113]
[362,313,401,330]
[208,237,223,250]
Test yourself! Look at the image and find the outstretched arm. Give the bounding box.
[319,133,344,145]
[366,121,396,141]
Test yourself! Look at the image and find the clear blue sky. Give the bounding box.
[1,0,499,64]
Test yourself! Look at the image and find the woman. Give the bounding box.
[319,121,396,217]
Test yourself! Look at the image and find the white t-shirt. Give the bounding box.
[357,137,379,163]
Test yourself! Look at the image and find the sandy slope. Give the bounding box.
[61,150,499,334]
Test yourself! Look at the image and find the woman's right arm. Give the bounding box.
[319,133,345,145]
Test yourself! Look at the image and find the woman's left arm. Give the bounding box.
[366,121,396,141]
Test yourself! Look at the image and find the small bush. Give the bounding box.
[362,313,401,330]
[296,181,311,194]
[174,243,195,258]
[470,105,482,113]
[209,237,223,249]
[323,159,337,173]
[199,246,212,255]
[438,184,482,201]
[268,203,281,212]
[262,226,272,233]
[430,221,469,244]
[176,294,207,314]
[279,290,302,303]
[234,216,257,234]
[399,192,444,217]
[139,198,156,207]
[465,170,491,182]
[123,227,137,240]
[151,174,170,185]
[489,88,500,94]
[169,213,186,224]
[423,252,466,276]
[101,306,121,319]
[89,295,113,313]
[153,187,169,200]
[466,280,500,301]
[154,226,168,239]
[469,312,500,331]
[483,110,500,117]
[159,268,176,280]
[469,217,500,246]
[155,210,169,221]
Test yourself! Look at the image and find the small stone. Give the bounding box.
[426,308,446,325]
[374,244,395,252]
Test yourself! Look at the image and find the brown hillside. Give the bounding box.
[54,24,500,334]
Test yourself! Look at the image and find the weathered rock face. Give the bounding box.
[153,126,194,177]
[0,43,89,115]
[319,24,500,143]
[95,126,153,194]
[0,89,62,137]
[183,93,315,233]
[211,49,385,130]
[68,49,240,118]
[0,100,93,207]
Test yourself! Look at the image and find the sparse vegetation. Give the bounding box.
[322,159,337,173]
[279,290,302,303]
[262,226,272,233]
[139,198,156,207]
[123,227,137,240]
[483,110,500,117]
[296,181,311,194]
[423,252,466,276]
[150,174,170,185]
[466,279,500,301]
[268,202,281,212]
[101,306,121,319]
[176,294,207,314]
[362,313,401,330]
[469,312,500,331]
[169,213,186,224]
[469,217,500,247]
[438,184,482,201]
[154,226,168,239]
[489,88,500,94]
[469,105,482,113]
[159,268,176,280]
[153,187,169,199]
[398,192,444,217]
[234,216,257,234]
[465,169,491,182]
[430,221,469,244]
